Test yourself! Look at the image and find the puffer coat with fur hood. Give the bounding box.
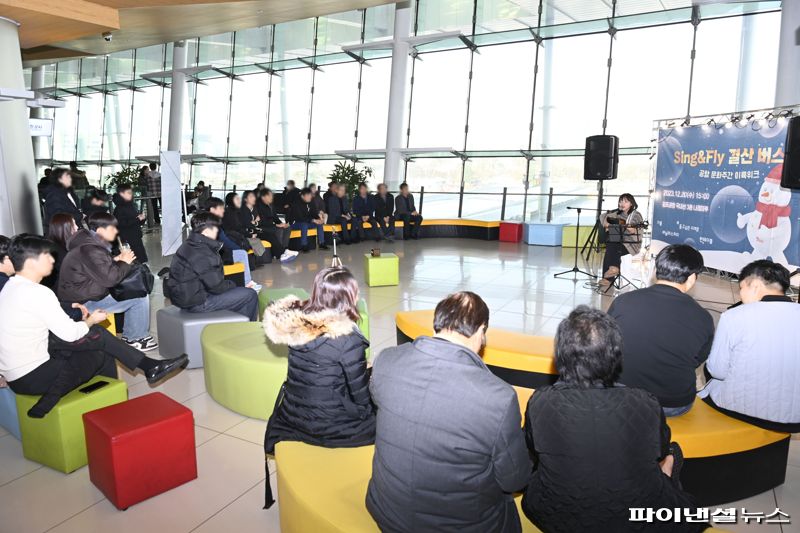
[262,295,375,453]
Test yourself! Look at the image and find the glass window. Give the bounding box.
[135,45,165,76]
[56,60,81,90]
[274,19,316,60]
[691,16,742,117]
[102,89,133,161]
[606,24,693,147]
[229,73,269,156]
[52,96,78,161]
[364,4,394,42]
[192,78,231,156]
[356,58,391,149]
[107,50,133,84]
[131,86,164,158]
[404,157,463,217]
[234,26,272,66]
[226,161,265,191]
[462,157,528,220]
[408,49,471,148]
[76,93,105,160]
[317,11,364,54]
[467,42,536,150]
[80,57,106,88]
[181,82,197,154]
[267,67,312,156]
[310,62,360,154]
[307,159,341,187]
[191,162,226,192]
[731,11,780,112]
[533,33,608,149]
[199,33,233,68]
[265,160,307,187]
[416,0,474,34]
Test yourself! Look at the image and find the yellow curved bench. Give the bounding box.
[275,441,542,533]
[321,219,500,241]
[222,262,246,287]
[513,386,790,506]
[276,441,730,533]
[395,310,557,387]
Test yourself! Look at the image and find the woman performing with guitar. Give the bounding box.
[599,193,643,286]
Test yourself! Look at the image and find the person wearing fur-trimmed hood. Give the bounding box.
[261,267,375,507]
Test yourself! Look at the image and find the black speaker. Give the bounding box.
[781,116,800,189]
[584,135,619,181]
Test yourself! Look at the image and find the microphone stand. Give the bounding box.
[554,207,596,281]
[330,230,343,268]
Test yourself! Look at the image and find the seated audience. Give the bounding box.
[222,192,270,263]
[599,193,644,285]
[352,182,380,242]
[394,182,422,240]
[287,188,328,252]
[373,183,395,241]
[113,184,148,264]
[308,183,327,224]
[262,267,374,505]
[166,212,259,321]
[44,167,83,227]
[37,168,51,199]
[81,188,109,220]
[281,180,300,213]
[0,236,11,292]
[699,260,800,432]
[0,235,186,417]
[608,244,714,416]
[322,181,337,204]
[325,184,358,244]
[206,197,258,287]
[58,212,158,352]
[522,306,701,533]
[42,213,79,292]
[256,188,297,263]
[367,292,530,532]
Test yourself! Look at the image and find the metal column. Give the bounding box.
[167,41,187,152]
[384,1,412,189]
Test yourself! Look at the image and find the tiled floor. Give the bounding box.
[0,233,797,532]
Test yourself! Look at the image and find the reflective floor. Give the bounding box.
[0,232,796,532]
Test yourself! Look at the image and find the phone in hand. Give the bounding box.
[79,381,109,394]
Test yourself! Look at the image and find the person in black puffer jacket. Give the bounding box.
[44,167,83,228]
[262,266,374,454]
[522,306,704,533]
[113,184,148,263]
[166,212,258,321]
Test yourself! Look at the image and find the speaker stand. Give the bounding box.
[554,207,597,281]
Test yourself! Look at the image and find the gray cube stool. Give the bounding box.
[156,306,250,368]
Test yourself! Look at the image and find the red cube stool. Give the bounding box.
[83,392,197,510]
[499,222,523,243]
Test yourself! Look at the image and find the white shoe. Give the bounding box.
[280,251,298,264]
[288,250,300,257]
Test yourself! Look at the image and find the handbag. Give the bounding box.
[110,263,155,301]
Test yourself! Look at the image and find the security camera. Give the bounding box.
[102,32,113,42]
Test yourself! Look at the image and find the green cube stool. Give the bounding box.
[357,299,370,358]
[258,287,310,319]
[202,322,289,420]
[16,376,128,473]
[364,253,399,287]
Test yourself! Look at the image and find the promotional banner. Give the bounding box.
[652,120,800,272]
[160,150,184,257]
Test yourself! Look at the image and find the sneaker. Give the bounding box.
[250,283,263,292]
[280,251,298,263]
[287,250,300,257]
[125,336,159,352]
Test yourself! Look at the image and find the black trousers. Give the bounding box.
[358,216,381,240]
[332,217,357,243]
[602,242,629,276]
[259,227,287,258]
[375,215,395,237]
[396,213,422,238]
[9,326,143,415]
[151,197,161,225]
[703,396,800,433]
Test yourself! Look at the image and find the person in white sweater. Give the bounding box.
[0,235,187,417]
[699,260,800,432]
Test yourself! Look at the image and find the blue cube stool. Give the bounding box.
[524,223,567,246]
[0,386,21,440]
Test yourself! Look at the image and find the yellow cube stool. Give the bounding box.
[364,253,399,287]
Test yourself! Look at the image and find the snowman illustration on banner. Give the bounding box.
[736,164,792,267]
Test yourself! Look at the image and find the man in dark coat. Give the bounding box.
[281,180,300,214]
[113,184,148,263]
[287,188,328,252]
[372,183,395,241]
[57,212,158,352]
[325,184,358,244]
[44,168,83,228]
[352,182,379,241]
[367,292,531,533]
[256,188,297,262]
[166,212,258,321]
[394,182,423,240]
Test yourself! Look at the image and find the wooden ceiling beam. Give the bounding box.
[0,0,120,28]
